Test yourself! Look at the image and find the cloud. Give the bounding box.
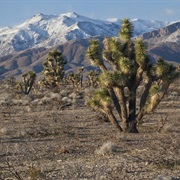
[165,9,177,16]
[107,18,118,22]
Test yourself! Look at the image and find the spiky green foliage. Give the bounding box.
[100,71,127,88]
[41,50,67,88]
[87,70,99,88]
[86,38,104,68]
[119,18,134,41]
[149,84,161,95]
[66,72,81,88]
[119,57,134,74]
[18,71,36,95]
[135,38,148,66]
[156,58,178,81]
[103,37,123,64]
[86,18,177,133]
[66,67,84,89]
[88,88,111,109]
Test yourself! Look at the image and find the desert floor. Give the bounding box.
[0,79,179,180]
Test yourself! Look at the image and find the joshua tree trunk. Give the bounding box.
[79,66,84,88]
[109,88,122,116]
[98,64,122,119]
[104,108,123,133]
[114,87,129,132]
[128,98,139,133]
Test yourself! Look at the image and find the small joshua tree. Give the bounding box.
[87,70,99,88]
[66,72,81,89]
[41,50,67,88]
[18,71,36,95]
[7,77,17,86]
[86,18,178,133]
[66,67,84,89]
[79,66,84,88]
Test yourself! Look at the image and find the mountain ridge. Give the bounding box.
[0,12,180,80]
[0,12,169,57]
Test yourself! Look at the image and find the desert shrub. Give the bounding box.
[95,142,117,155]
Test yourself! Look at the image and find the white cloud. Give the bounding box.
[107,18,119,22]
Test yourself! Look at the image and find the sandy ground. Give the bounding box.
[0,80,179,180]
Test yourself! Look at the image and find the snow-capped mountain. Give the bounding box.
[0,18,180,79]
[0,12,168,57]
[142,21,180,44]
[108,18,168,36]
[0,12,118,56]
[131,19,168,36]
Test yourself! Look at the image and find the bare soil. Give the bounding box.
[0,80,180,180]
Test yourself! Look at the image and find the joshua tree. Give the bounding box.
[86,18,178,133]
[66,72,81,89]
[7,77,17,86]
[41,50,67,88]
[87,70,99,88]
[66,67,84,89]
[79,66,84,88]
[18,71,36,95]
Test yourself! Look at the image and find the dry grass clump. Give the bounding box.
[30,92,62,105]
[60,89,69,97]
[27,165,43,180]
[30,90,82,106]
[48,92,62,100]
[69,92,77,99]
[95,142,118,155]
[0,127,7,135]
[57,146,70,155]
[61,96,72,103]
[155,175,176,180]
[157,115,176,133]
[39,96,52,105]
[12,99,30,106]
[0,79,85,108]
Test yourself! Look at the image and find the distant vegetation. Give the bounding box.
[40,50,67,89]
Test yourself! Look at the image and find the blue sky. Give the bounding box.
[0,0,180,28]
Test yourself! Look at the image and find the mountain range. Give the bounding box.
[0,12,179,80]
